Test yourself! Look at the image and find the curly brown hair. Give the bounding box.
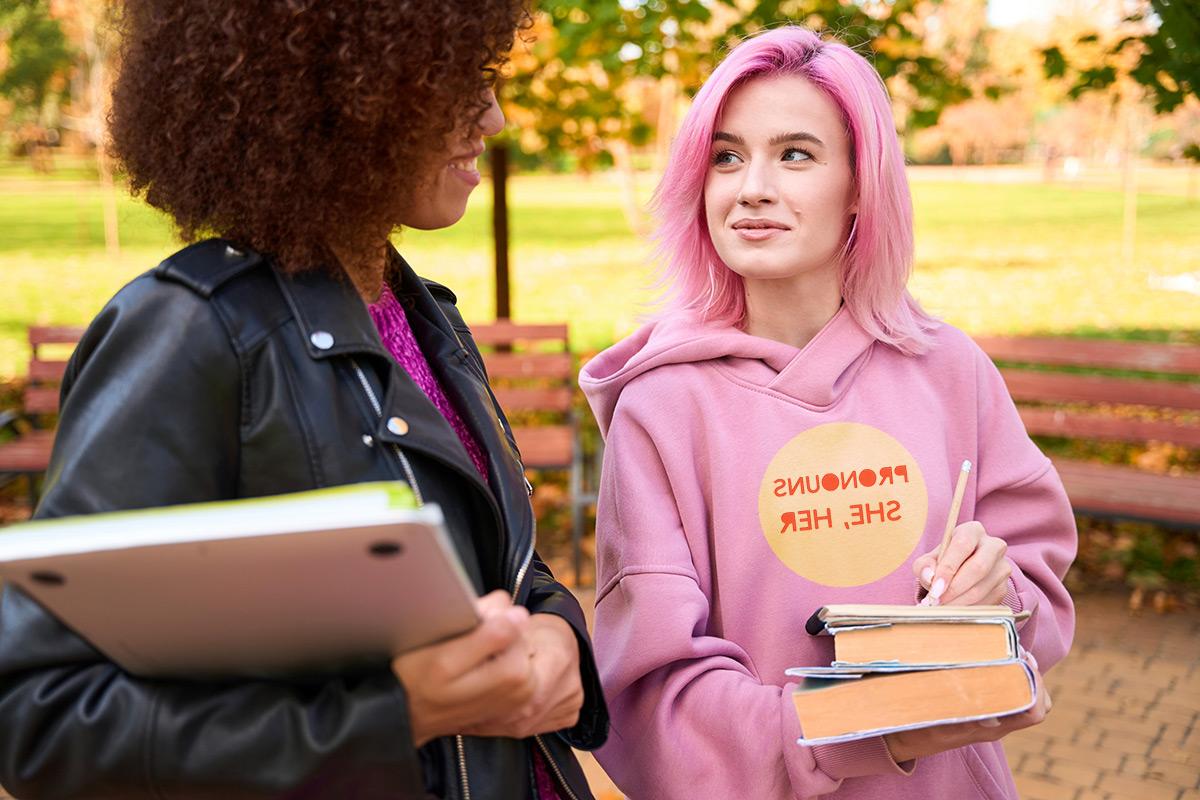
[108,0,527,272]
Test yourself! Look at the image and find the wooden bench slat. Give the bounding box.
[482,353,573,380]
[977,336,1200,375]
[470,322,569,346]
[0,430,56,472]
[491,387,572,413]
[29,326,86,347]
[511,425,573,468]
[28,359,70,382]
[1001,368,1200,411]
[1051,457,1200,527]
[1018,407,1200,448]
[22,387,60,416]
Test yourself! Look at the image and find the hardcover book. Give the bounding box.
[791,604,1035,745]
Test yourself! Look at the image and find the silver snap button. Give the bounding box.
[362,434,374,447]
[310,331,334,350]
[386,416,409,436]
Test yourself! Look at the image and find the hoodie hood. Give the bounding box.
[580,306,877,436]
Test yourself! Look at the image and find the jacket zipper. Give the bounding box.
[355,356,563,800]
[514,518,580,800]
[535,734,581,800]
[353,359,477,794]
[455,735,471,800]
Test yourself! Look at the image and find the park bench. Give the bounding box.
[468,320,597,585]
[0,326,84,509]
[975,335,1200,528]
[1,321,599,580]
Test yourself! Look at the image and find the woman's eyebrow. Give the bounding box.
[711,130,826,147]
[769,131,824,147]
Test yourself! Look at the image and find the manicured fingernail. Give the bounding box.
[979,718,1001,728]
[921,566,935,585]
[930,578,946,599]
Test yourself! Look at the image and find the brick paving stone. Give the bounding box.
[1098,771,1187,799]
[1042,739,1136,769]
[1160,722,1193,746]
[1099,729,1157,754]
[1014,773,1073,800]
[1118,753,1153,776]
[1146,759,1200,788]
[1092,713,1167,741]
[1048,758,1103,789]
[1149,739,1200,766]
[1036,709,1090,739]
[1020,753,1053,775]
[1149,707,1200,727]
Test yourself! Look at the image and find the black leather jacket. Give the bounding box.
[0,239,607,799]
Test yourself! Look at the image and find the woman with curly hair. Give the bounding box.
[0,1,607,798]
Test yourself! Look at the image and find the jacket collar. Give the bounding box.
[271,267,394,362]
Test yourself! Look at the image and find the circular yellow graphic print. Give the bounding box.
[758,422,927,587]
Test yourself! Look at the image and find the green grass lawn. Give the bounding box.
[1,166,1199,379]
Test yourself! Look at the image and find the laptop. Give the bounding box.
[0,482,480,679]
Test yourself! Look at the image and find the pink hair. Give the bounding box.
[653,26,936,355]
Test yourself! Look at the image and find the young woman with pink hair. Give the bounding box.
[580,26,1075,799]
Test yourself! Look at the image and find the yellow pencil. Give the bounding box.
[935,459,972,563]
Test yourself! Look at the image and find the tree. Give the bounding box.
[505,0,974,169]
[1041,0,1198,157]
[0,0,73,124]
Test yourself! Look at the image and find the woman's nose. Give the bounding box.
[478,89,505,138]
[736,160,777,206]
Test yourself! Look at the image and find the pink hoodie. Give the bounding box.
[579,308,1076,800]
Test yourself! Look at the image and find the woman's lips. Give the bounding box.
[448,146,484,187]
[732,219,790,241]
[448,156,481,187]
[734,225,787,241]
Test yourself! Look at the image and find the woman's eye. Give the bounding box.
[712,150,742,166]
[782,147,813,162]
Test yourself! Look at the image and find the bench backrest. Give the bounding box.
[24,326,85,417]
[468,321,574,469]
[975,336,1200,448]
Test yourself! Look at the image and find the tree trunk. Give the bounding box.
[490,143,510,320]
[610,138,648,235]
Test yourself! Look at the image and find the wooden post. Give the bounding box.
[1120,102,1137,268]
[490,143,510,320]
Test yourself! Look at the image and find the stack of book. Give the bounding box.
[789,604,1035,745]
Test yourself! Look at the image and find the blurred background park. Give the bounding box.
[7,0,1197,600]
[1,1,1198,798]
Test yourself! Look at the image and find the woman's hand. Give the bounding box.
[392,590,535,747]
[884,653,1051,763]
[912,521,1011,606]
[474,613,584,739]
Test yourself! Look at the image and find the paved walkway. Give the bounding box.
[1,591,1194,799]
